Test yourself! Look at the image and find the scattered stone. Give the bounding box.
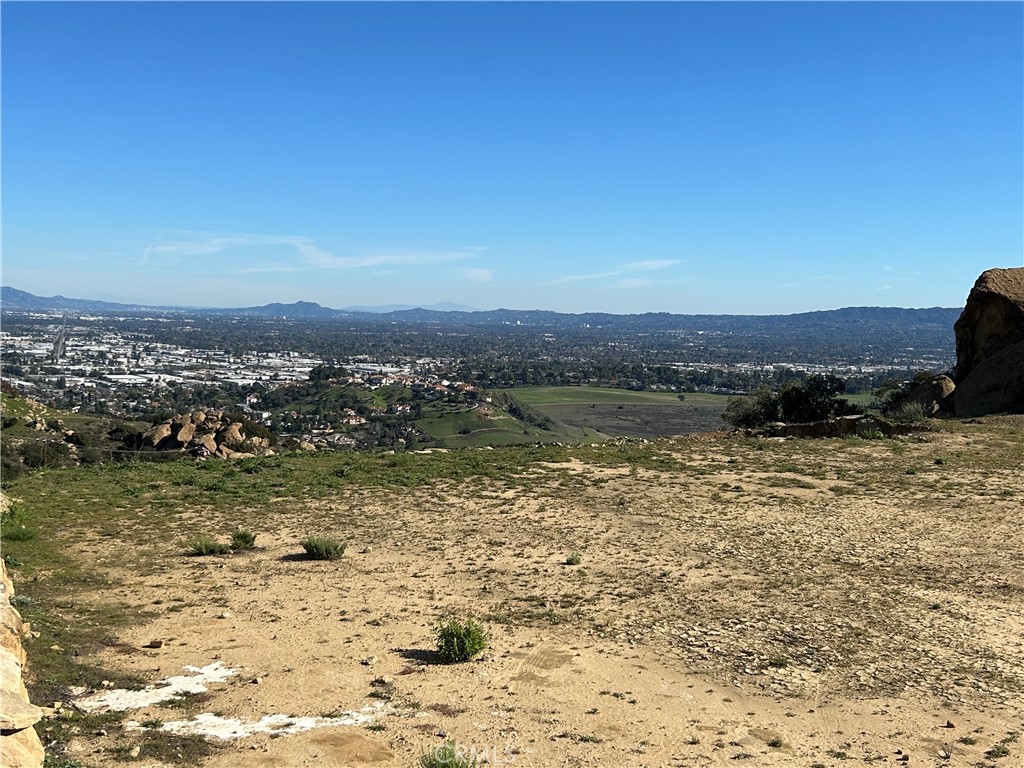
[361,656,379,667]
[143,640,164,649]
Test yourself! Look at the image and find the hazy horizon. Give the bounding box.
[2,2,1021,314]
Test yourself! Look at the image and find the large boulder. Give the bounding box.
[218,423,244,446]
[953,340,1024,418]
[953,268,1024,416]
[175,421,196,445]
[904,374,956,416]
[954,268,1024,382]
[144,422,173,447]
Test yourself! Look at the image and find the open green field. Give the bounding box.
[498,387,732,438]
[505,386,725,406]
[413,402,603,448]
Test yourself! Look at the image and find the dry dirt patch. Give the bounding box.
[22,425,1024,766]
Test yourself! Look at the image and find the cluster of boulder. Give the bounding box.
[141,410,274,459]
[903,268,1024,418]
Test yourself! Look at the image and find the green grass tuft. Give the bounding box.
[230,526,256,550]
[435,616,489,663]
[419,742,480,768]
[186,535,232,556]
[300,536,345,560]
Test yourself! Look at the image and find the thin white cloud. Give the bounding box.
[147,232,305,258]
[460,267,494,283]
[142,230,476,272]
[617,278,653,289]
[551,259,680,285]
[301,247,474,270]
[618,259,680,272]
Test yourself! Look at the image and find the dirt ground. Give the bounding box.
[33,422,1024,767]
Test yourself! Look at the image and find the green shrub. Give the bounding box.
[435,617,488,663]
[1,503,34,542]
[230,527,256,550]
[419,741,480,768]
[186,535,231,556]
[300,536,345,560]
[565,552,582,566]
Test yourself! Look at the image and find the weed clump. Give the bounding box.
[420,741,480,768]
[1,503,35,542]
[230,527,256,551]
[565,551,582,566]
[435,616,488,663]
[186,535,231,556]
[300,536,345,560]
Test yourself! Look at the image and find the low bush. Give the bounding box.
[1,503,35,542]
[435,616,488,663]
[230,527,256,550]
[888,401,927,424]
[187,535,231,556]
[300,536,345,560]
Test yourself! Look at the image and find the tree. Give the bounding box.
[723,375,855,428]
[778,375,856,423]
[723,387,780,428]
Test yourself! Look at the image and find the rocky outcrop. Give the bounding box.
[140,410,274,459]
[953,268,1024,417]
[1,560,44,768]
[954,340,1024,418]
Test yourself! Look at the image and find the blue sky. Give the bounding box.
[2,2,1021,314]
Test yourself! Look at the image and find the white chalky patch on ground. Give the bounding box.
[127,704,389,740]
[76,662,238,712]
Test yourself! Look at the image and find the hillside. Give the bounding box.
[2,417,1021,767]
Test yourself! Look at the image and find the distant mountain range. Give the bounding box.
[0,287,477,316]
[0,285,961,331]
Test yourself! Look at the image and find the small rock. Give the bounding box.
[217,611,232,619]
[250,677,262,685]
[143,639,164,649]
[128,745,141,758]
[361,656,379,667]
[371,676,393,687]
